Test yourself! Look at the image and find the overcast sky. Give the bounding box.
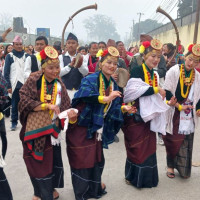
[1,0,178,41]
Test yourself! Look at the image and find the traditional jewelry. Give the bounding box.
[142,63,158,87]
[180,64,195,98]
[40,75,58,118]
[99,72,112,113]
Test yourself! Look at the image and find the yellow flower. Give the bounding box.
[96,49,103,57]
[36,52,42,62]
[139,45,145,54]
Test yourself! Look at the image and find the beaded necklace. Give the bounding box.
[180,64,195,98]
[40,75,57,118]
[142,63,158,87]
[99,72,112,113]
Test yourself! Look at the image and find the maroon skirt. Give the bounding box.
[122,115,156,164]
[20,124,53,178]
[162,108,185,159]
[66,123,102,169]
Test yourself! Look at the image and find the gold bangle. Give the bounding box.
[98,96,106,104]
[153,87,159,94]
[166,100,169,104]
[121,105,125,113]
[178,104,182,111]
[41,103,48,110]
[69,119,77,124]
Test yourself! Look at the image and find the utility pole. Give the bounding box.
[193,0,200,43]
[137,12,144,44]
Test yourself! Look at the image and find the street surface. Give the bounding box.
[4,117,200,200]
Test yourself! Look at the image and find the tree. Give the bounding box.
[177,0,197,18]
[83,14,120,42]
[133,19,163,40]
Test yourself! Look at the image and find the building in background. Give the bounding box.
[13,17,27,34]
[36,28,50,38]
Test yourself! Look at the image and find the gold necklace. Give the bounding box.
[180,65,195,98]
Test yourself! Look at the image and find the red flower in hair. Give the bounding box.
[142,41,151,48]
[188,44,194,52]
[40,49,47,60]
[102,49,109,57]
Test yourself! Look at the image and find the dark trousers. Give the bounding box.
[0,117,7,158]
[30,174,54,200]
[30,145,64,200]
[3,97,11,118]
[11,87,21,125]
[0,168,13,200]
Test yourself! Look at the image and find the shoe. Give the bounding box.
[158,135,164,146]
[10,123,17,131]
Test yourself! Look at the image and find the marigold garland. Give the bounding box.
[179,64,195,98]
[142,63,158,87]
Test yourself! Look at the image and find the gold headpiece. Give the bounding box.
[96,46,119,58]
[192,44,200,57]
[150,39,162,50]
[139,39,162,54]
[44,46,58,59]
[108,46,119,57]
[40,46,59,68]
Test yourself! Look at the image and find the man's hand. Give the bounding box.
[69,58,76,67]
[1,27,12,42]
[74,54,83,68]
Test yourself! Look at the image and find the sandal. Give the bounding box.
[166,171,175,178]
[32,196,40,200]
[53,189,59,200]
[125,179,131,185]
[101,183,107,195]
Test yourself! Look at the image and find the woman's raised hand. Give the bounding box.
[103,91,122,103]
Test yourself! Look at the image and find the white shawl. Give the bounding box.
[124,78,169,134]
[164,64,200,134]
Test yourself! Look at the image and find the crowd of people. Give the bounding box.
[0,27,200,200]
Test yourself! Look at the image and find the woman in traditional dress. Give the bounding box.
[18,46,77,200]
[122,39,168,188]
[163,44,200,178]
[66,46,135,200]
[0,71,13,200]
[87,42,99,73]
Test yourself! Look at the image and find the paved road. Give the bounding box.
[3,117,200,200]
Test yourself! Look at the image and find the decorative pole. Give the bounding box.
[61,3,98,48]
